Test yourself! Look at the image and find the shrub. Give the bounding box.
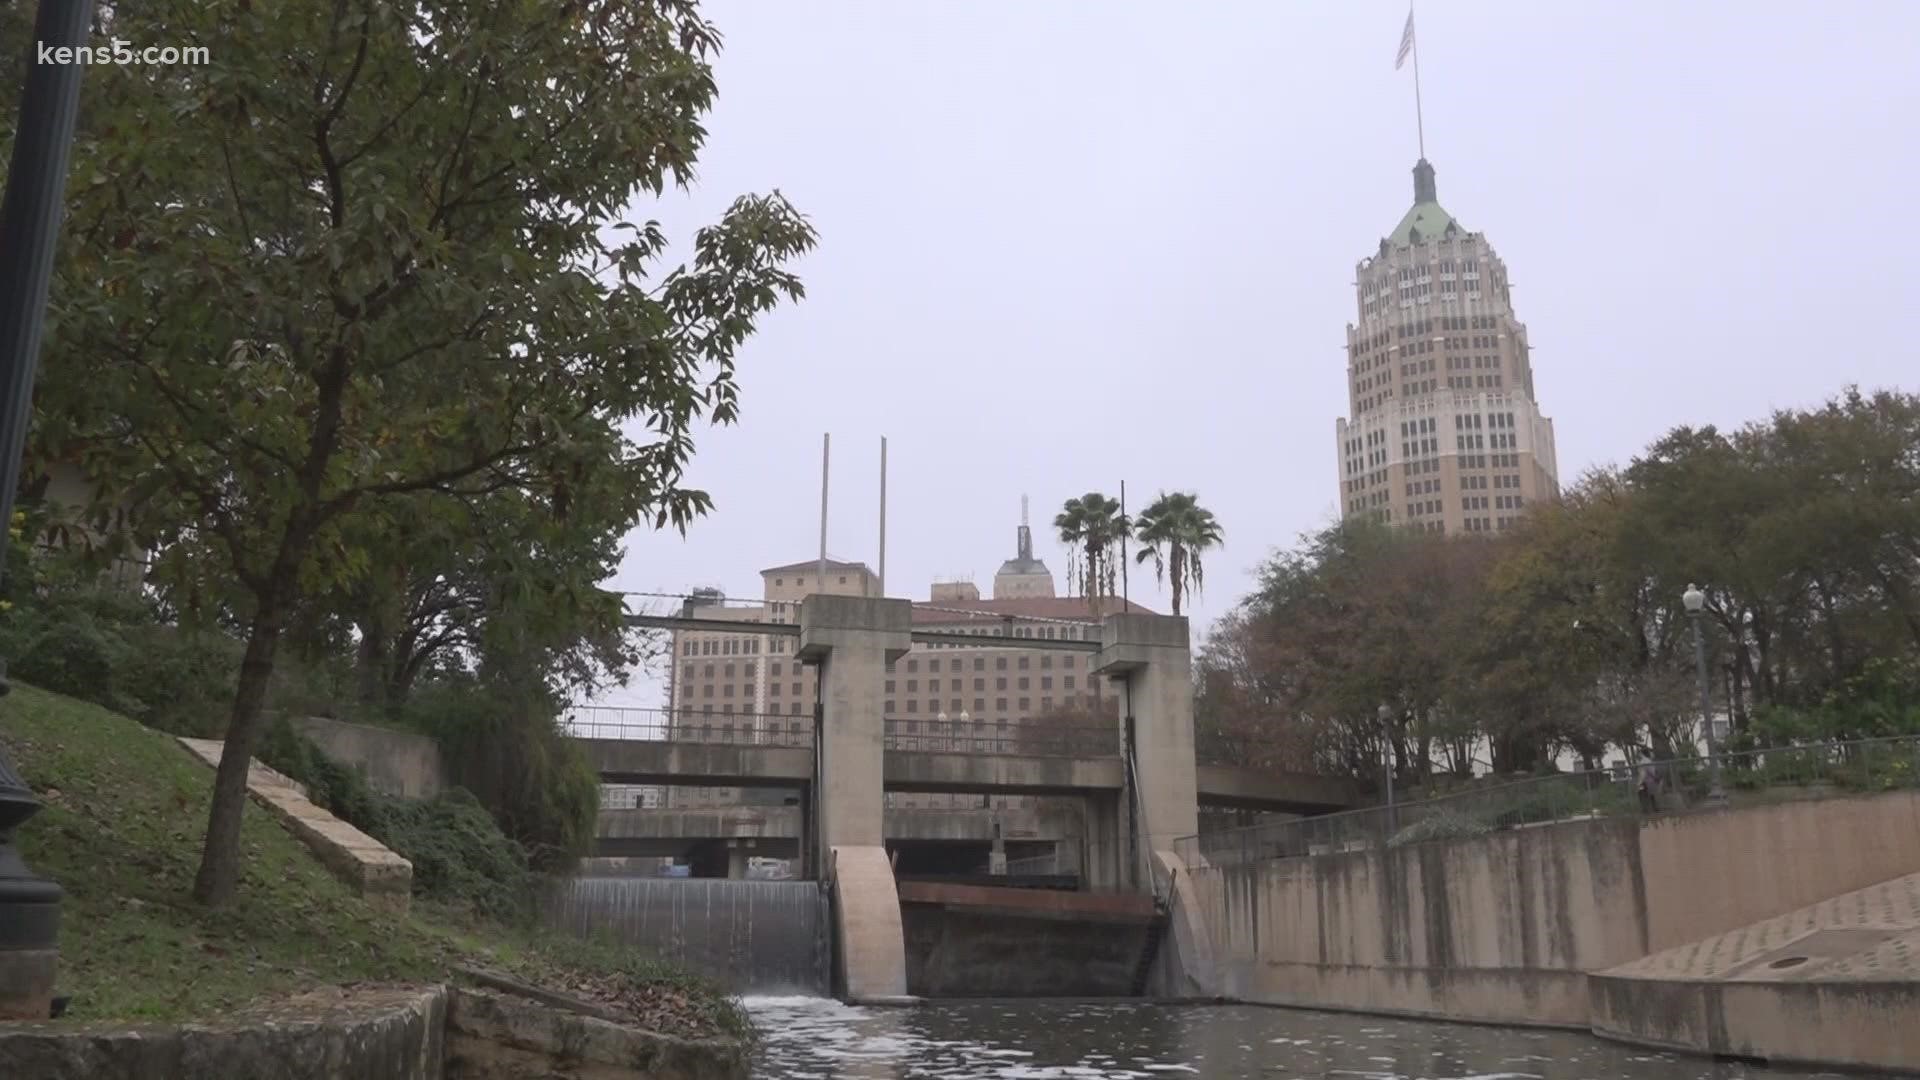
[382,789,534,920]
[1387,809,1491,848]
[406,680,598,872]
[257,718,533,917]
[14,614,125,707]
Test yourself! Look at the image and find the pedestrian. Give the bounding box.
[1636,755,1660,814]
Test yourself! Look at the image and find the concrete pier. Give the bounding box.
[799,595,914,1003]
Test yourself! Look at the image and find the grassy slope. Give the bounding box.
[0,683,746,1039]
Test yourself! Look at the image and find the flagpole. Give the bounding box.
[1410,2,1427,159]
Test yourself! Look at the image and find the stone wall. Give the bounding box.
[1187,790,1920,1029]
[293,716,445,800]
[0,985,445,1080]
[445,987,747,1080]
[0,984,752,1079]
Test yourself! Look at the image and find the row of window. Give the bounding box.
[885,695,1091,716]
[891,653,1075,674]
[888,674,1078,694]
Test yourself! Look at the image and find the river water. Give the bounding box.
[745,997,1854,1079]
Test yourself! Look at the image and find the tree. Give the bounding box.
[24,1,816,905]
[1054,492,1128,616]
[1131,491,1223,617]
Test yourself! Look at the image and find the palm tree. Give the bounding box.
[1054,492,1129,617]
[1132,491,1223,617]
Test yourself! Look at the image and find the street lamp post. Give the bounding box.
[1681,584,1726,804]
[0,0,98,1020]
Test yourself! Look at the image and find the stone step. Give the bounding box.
[177,737,413,913]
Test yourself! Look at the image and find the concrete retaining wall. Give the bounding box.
[1189,791,1920,1029]
[293,717,445,800]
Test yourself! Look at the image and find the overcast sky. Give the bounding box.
[590,1,1920,707]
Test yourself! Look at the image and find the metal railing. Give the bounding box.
[1174,733,1920,868]
[563,705,816,748]
[882,717,1119,758]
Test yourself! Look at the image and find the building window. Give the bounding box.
[1018,676,1030,691]
[1041,697,1053,712]
[722,685,734,698]
[885,680,895,693]
[1063,656,1075,670]
[771,682,782,696]
[906,700,917,713]
[974,677,985,691]
[974,698,986,712]
[791,682,801,697]
[996,698,1008,711]
[907,659,918,673]
[884,700,895,713]
[949,658,962,672]
[929,678,941,692]
[1064,675,1076,690]
[1018,656,1030,670]
[906,680,918,693]
[973,658,985,671]
[996,657,1008,670]
[1018,698,1030,712]
[796,577,805,587]
[996,677,1008,691]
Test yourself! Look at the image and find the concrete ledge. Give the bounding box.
[178,738,413,913]
[830,845,908,1002]
[445,986,747,1079]
[1590,975,1920,1073]
[1589,870,1920,1072]
[0,984,445,1079]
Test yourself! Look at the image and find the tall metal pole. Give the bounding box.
[817,434,829,592]
[1409,2,1427,160]
[0,0,97,1020]
[1690,611,1725,803]
[876,436,886,599]
[1119,480,1129,610]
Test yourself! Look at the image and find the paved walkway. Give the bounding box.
[178,738,413,913]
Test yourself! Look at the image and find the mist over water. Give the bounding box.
[743,997,1848,1079]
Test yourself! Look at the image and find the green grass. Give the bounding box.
[0,683,748,1039]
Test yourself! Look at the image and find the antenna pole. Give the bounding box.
[1120,480,1129,610]
[818,434,829,593]
[1411,2,1427,159]
[877,436,887,598]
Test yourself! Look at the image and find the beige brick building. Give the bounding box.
[1336,158,1559,534]
[663,514,1150,809]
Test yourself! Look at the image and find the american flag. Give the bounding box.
[1395,11,1416,70]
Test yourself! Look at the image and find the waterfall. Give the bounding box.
[542,876,831,995]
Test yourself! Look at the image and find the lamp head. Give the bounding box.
[1682,584,1705,613]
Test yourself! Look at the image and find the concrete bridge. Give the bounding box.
[592,803,1087,876]
[579,597,1352,1004]
[579,736,1355,810]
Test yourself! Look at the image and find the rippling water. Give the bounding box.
[746,997,1849,1079]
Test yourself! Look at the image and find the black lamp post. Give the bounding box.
[0,0,96,1020]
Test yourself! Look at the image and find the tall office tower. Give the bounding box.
[1335,159,1559,534]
